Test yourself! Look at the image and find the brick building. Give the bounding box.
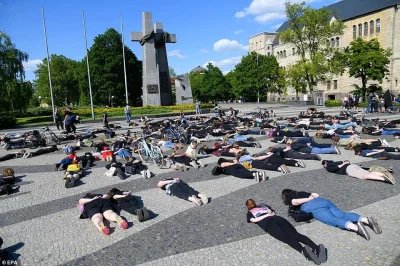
[249,0,400,101]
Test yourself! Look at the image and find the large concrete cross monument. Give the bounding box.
[131,12,176,106]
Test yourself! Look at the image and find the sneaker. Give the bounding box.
[316,244,327,263]
[140,170,146,179]
[334,145,341,155]
[191,195,203,206]
[278,165,290,174]
[58,164,64,171]
[54,164,59,171]
[302,246,321,265]
[198,193,209,205]
[382,139,391,147]
[141,207,150,221]
[357,221,370,240]
[315,154,322,161]
[3,144,9,150]
[254,172,261,182]
[190,161,199,169]
[382,172,395,185]
[116,168,125,180]
[146,169,151,178]
[367,217,382,234]
[198,160,205,168]
[296,161,306,168]
[119,219,129,229]
[100,225,111,235]
[262,171,269,181]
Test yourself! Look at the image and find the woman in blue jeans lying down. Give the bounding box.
[281,189,382,241]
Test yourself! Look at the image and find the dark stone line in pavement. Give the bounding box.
[0,163,219,228]
[64,160,400,266]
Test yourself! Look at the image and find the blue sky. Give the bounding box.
[0,0,338,81]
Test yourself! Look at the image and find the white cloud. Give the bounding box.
[202,56,243,72]
[168,50,187,59]
[234,30,244,35]
[23,59,43,72]
[213,39,249,52]
[200,48,210,53]
[235,0,320,24]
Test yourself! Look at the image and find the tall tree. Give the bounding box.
[344,38,392,100]
[0,31,29,111]
[88,28,142,106]
[286,62,308,100]
[34,55,80,106]
[280,1,345,91]
[229,52,285,102]
[169,66,177,77]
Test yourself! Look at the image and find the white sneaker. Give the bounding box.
[190,161,199,169]
[140,170,146,179]
[383,139,391,147]
[146,169,151,178]
[198,160,205,167]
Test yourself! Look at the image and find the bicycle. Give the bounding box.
[137,137,164,167]
[164,126,187,144]
[41,125,61,145]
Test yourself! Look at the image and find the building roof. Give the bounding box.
[277,0,400,32]
[191,66,206,73]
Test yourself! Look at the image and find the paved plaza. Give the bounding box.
[0,106,400,266]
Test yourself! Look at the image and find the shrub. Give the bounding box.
[0,112,17,129]
[325,100,342,107]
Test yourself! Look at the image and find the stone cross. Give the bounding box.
[131,12,176,106]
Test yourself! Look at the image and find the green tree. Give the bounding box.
[169,66,177,77]
[344,38,392,100]
[88,28,142,106]
[229,52,285,102]
[189,71,205,101]
[280,1,345,91]
[34,55,80,106]
[286,62,308,100]
[0,31,29,111]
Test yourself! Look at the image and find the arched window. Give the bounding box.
[336,37,340,47]
[376,19,381,33]
[370,20,374,34]
[353,25,356,39]
[292,47,295,55]
[331,38,335,47]
[277,52,280,58]
[358,24,362,36]
[364,22,368,36]
[283,50,286,58]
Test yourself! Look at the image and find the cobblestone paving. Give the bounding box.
[0,108,399,266]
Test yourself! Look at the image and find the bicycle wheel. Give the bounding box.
[138,142,150,163]
[26,141,38,149]
[50,132,61,144]
[164,132,174,141]
[178,134,187,144]
[151,146,164,167]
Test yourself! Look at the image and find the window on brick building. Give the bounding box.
[331,38,335,47]
[353,25,356,39]
[283,50,286,58]
[370,20,374,34]
[358,24,362,36]
[336,37,340,47]
[376,19,381,33]
[364,22,368,36]
[333,80,338,90]
[327,81,331,90]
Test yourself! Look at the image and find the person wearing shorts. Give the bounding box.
[78,193,128,235]
[322,160,395,185]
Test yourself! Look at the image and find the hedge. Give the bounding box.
[19,104,213,118]
[0,113,17,129]
[324,100,342,107]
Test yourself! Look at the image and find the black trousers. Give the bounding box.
[284,150,319,160]
[266,154,298,166]
[117,195,140,214]
[31,147,58,157]
[263,216,318,253]
[174,156,192,166]
[0,154,16,162]
[235,141,257,147]
[169,181,199,200]
[222,164,253,179]
[381,152,400,160]
[55,119,64,130]
[252,160,280,171]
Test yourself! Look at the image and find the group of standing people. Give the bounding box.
[54,106,80,133]
[342,94,360,110]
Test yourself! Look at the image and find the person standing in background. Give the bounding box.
[124,104,131,123]
[195,99,201,117]
[54,106,64,131]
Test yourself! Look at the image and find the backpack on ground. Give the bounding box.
[288,205,313,223]
[82,139,94,147]
[242,161,252,169]
[2,168,14,177]
[124,162,137,175]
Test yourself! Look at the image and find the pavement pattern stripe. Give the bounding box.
[0,176,257,266]
[63,160,400,266]
[138,193,400,266]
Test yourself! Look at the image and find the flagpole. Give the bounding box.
[82,10,95,120]
[120,13,129,105]
[41,7,55,123]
